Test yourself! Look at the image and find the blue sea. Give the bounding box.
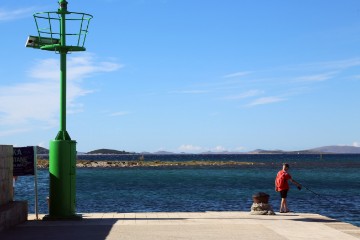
[15,154,360,227]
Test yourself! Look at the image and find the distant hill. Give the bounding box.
[37,146,49,154]
[200,151,246,154]
[152,151,175,155]
[247,149,317,154]
[87,149,134,154]
[247,146,360,154]
[139,151,152,155]
[247,149,285,154]
[309,146,360,154]
[34,147,134,155]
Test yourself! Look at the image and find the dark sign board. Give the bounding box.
[13,146,35,176]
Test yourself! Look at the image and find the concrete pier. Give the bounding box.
[1,211,359,240]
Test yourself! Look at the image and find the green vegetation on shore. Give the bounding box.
[86,149,134,154]
[36,159,263,168]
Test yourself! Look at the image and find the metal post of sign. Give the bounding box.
[26,0,93,220]
[33,146,39,220]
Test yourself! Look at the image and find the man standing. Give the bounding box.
[275,163,302,213]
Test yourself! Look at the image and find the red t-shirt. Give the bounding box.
[275,170,292,191]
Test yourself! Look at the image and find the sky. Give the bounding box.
[1,0,360,153]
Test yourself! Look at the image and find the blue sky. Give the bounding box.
[1,0,360,153]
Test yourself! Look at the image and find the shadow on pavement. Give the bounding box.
[0,219,118,240]
[292,217,340,223]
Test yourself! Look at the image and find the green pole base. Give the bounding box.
[48,139,77,219]
[55,130,71,140]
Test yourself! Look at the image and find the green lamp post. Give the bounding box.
[26,0,93,219]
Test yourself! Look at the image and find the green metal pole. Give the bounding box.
[57,1,70,141]
[45,0,79,220]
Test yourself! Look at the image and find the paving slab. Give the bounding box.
[0,211,359,240]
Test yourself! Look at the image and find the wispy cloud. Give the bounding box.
[0,7,35,21]
[302,58,360,71]
[247,96,286,107]
[224,90,264,100]
[267,58,360,73]
[170,89,209,94]
[223,71,251,78]
[109,111,130,117]
[295,72,338,82]
[349,75,360,81]
[0,81,59,126]
[0,128,32,137]
[218,58,360,108]
[353,142,360,147]
[29,54,122,81]
[0,54,122,135]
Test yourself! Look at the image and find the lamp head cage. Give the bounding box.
[32,11,93,52]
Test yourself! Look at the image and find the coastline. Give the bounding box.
[36,159,263,168]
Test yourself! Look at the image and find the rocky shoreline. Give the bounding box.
[36,159,263,168]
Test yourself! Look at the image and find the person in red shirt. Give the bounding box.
[275,163,302,213]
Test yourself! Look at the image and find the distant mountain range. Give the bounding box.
[35,145,360,155]
[309,145,360,154]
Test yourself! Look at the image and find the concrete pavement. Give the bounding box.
[1,211,360,240]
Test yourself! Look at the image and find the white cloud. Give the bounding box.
[0,81,59,126]
[223,71,252,78]
[178,144,231,153]
[353,142,360,147]
[29,54,123,82]
[109,111,130,117]
[0,53,122,135]
[295,72,337,82]
[218,58,360,109]
[171,90,209,94]
[0,128,32,137]
[351,75,360,80]
[224,90,263,100]
[274,58,360,73]
[178,144,203,152]
[212,145,226,152]
[304,58,360,71]
[234,146,246,151]
[247,96,286,107]
[0,7,35,21]
[37,142,46,148]
[28,58,59,81]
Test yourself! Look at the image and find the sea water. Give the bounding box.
[15,154,360,227]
